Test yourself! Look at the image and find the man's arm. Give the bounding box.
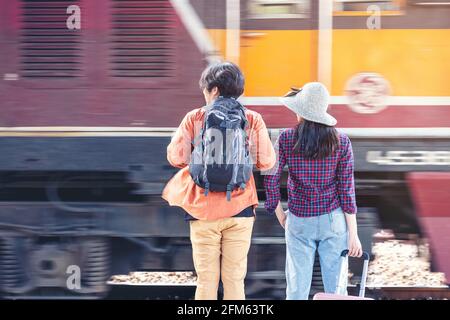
[167,112,195,168]
[250,114,277,171]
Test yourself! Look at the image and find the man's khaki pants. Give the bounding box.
[189,216,254,300]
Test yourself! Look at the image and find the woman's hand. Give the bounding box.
[274,202,286,229]
[344,213,363,257]
[276,210,287,229]
[348,232,363,257]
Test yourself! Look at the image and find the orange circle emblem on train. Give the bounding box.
[345,73,391,114]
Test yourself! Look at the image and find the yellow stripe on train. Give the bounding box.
[207,29,450,97]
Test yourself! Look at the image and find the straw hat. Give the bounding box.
[280,82,337,126]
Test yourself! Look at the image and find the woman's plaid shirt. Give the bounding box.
[264,128,357,217]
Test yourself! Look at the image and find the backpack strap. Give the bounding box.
[201,107,210,197]
[200,107,208,136]
[191,107,208,146]
[236,103,249,130]
[226,184,232,201]
[204,181,210,196]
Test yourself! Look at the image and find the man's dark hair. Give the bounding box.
[199,62,245,98]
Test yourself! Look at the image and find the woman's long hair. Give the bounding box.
[293,120,340,159]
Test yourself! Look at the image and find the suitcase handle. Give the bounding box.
[341,249,370,261]
[336,249,371,297]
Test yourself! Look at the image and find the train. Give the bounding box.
[0,0,449,299]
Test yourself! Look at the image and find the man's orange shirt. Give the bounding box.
[162,107,276,220]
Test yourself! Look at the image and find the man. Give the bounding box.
[162,62,276,300]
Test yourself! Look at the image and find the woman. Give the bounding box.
[264,82,362,300]
[162,62,276,300]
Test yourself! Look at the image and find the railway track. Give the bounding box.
[107,283,196,300]
[106,236,449,300]
[106,282,449,300]
[366,286,450,300]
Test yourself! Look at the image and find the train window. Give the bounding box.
[110,0,177,79]
[20,0,83,79]
[248,0,310,19]
[333,0,405,15]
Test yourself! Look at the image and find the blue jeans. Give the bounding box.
[285,207,348,300]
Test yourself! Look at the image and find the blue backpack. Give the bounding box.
[189,97,253,201]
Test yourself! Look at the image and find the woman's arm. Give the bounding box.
[251,114,277,171]
[336,135,357,215]
[337,134,361,257]
[344,213,363,257]
[263,132,287,225]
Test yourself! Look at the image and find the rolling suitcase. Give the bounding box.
[313,249,373,300]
